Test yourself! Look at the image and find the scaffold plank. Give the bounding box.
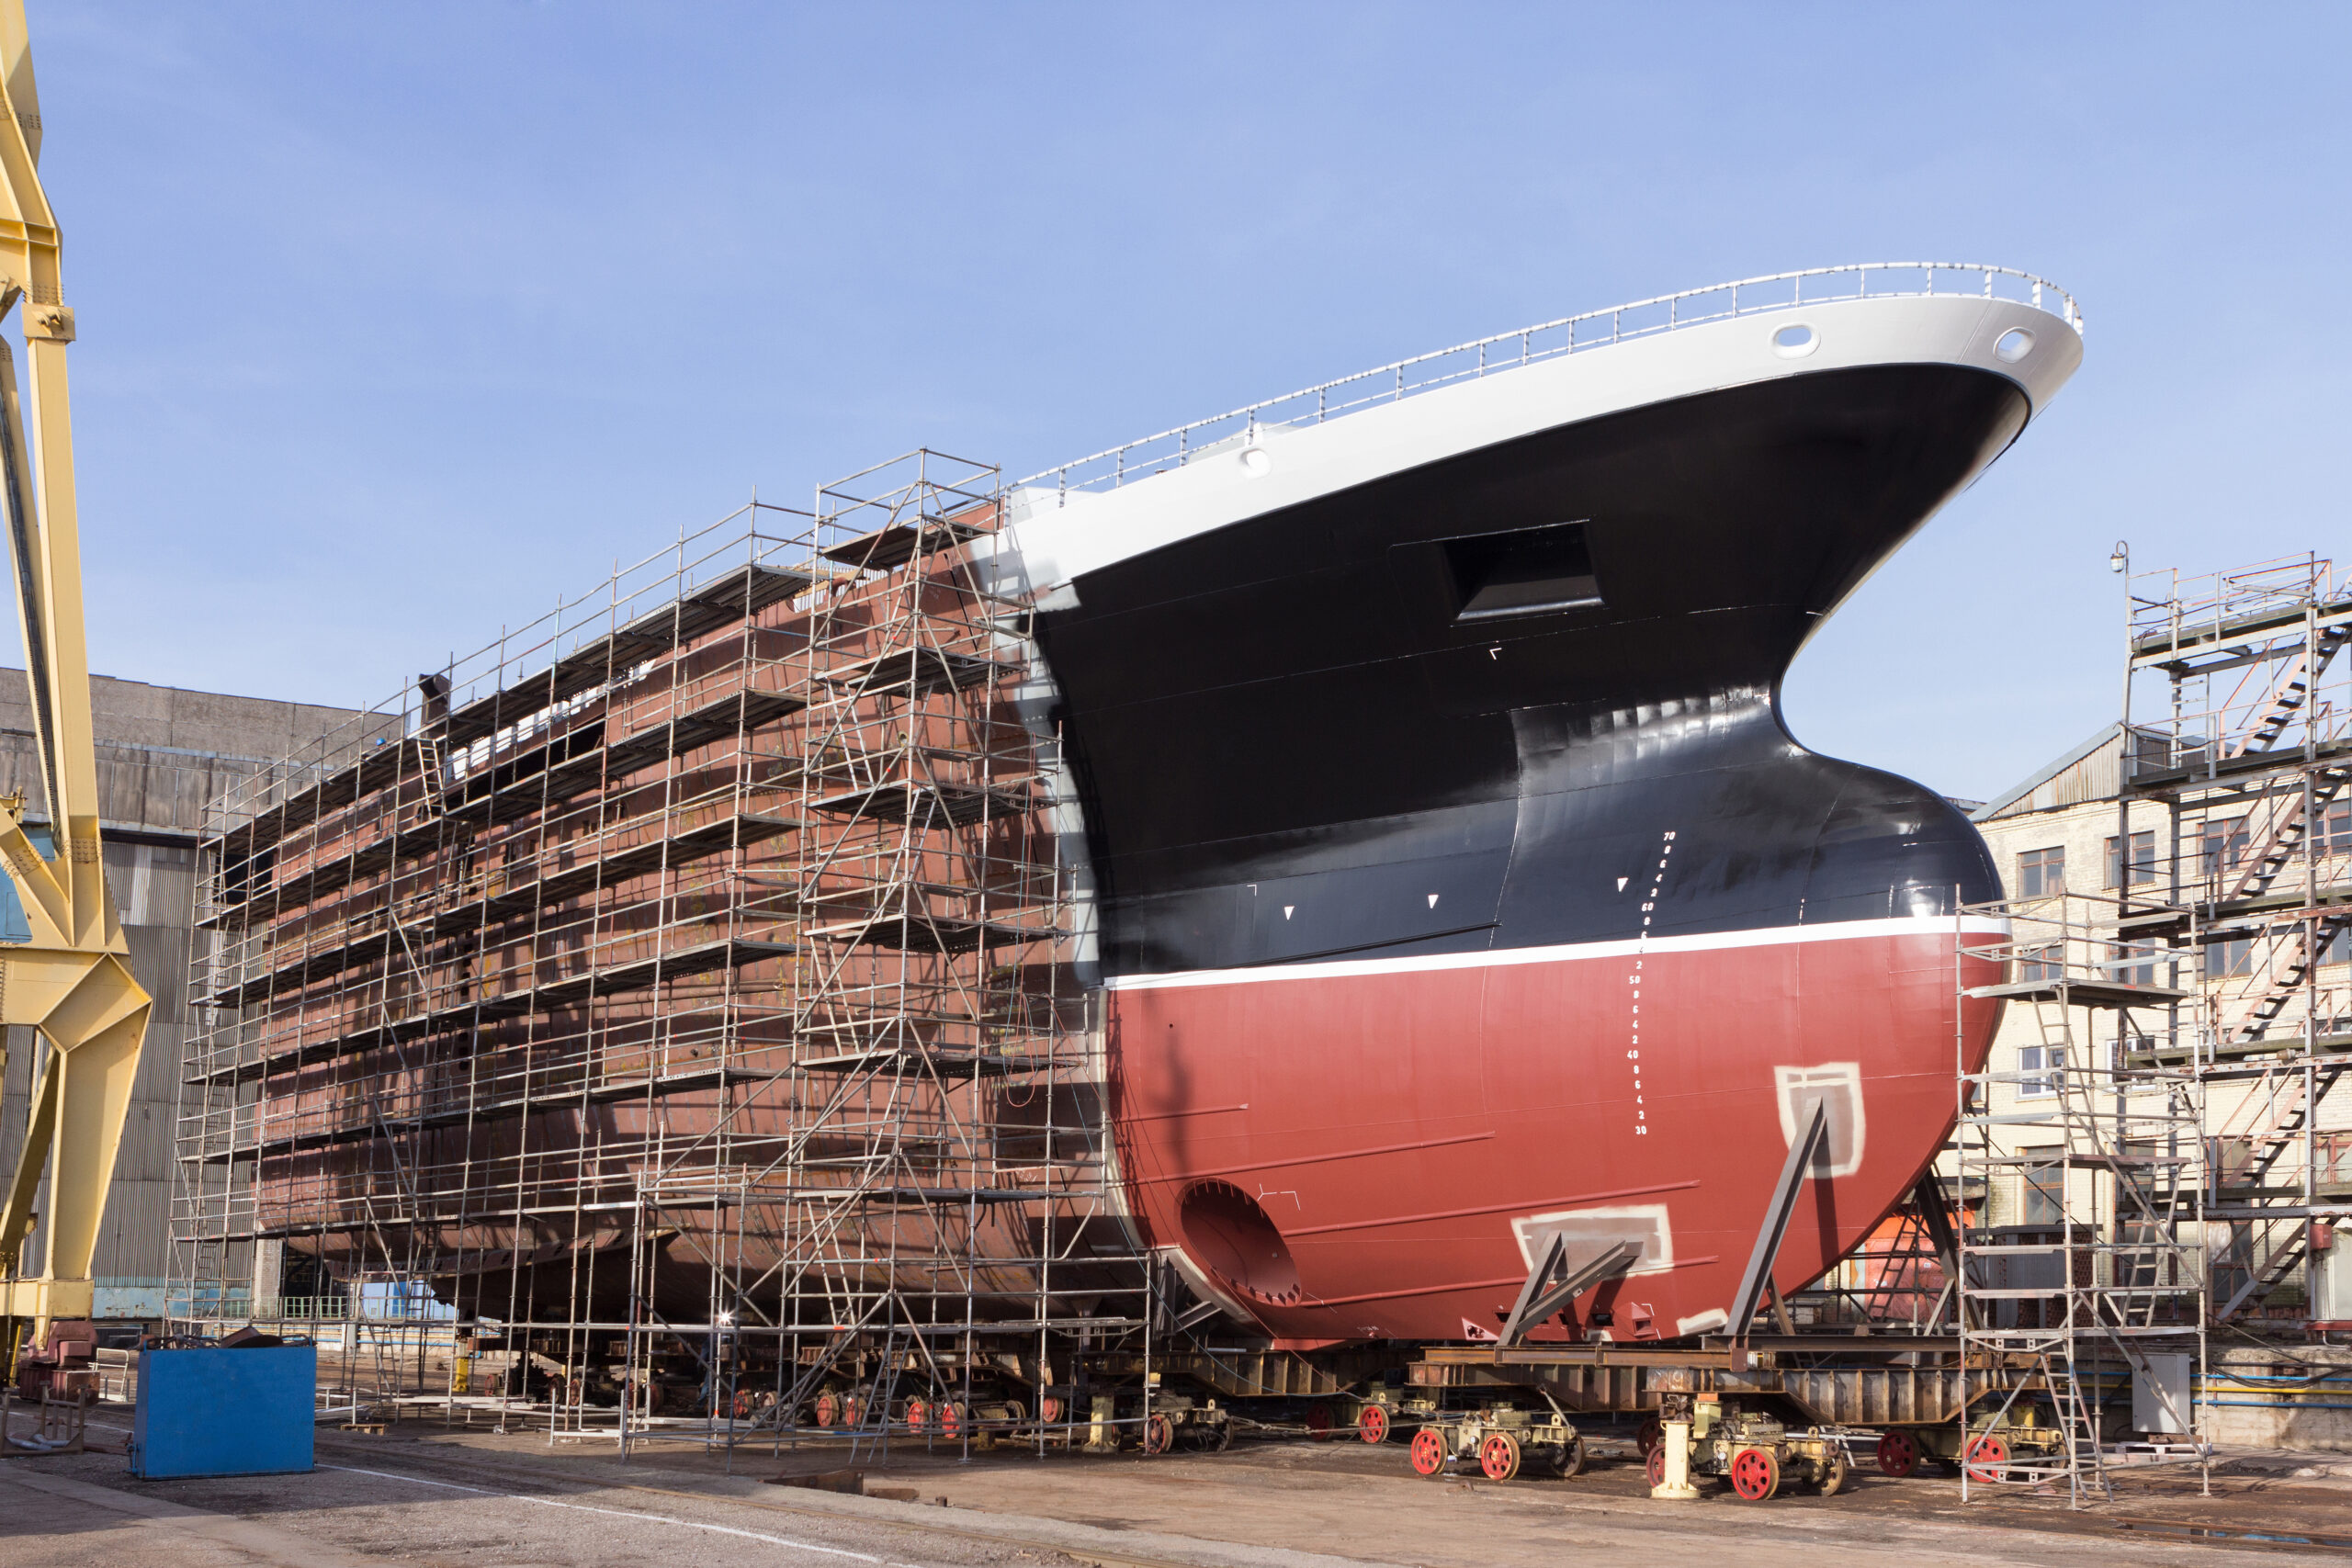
[190,936,797,1083]
[201,693,805,930]
[818,645,1008,698]
[440,562,813,748]
[808,780,1030,829]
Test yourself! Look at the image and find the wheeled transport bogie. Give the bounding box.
[1407,1405,1589,1482]
[1637,1401,1850,1500]
[1871,1412,2065,1480]
[1140,1394,1235,1453]
[1338,1387,1433,1445]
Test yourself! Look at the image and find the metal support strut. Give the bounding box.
[1726,1100,1828,1340]
[1498,1236,1639,1348]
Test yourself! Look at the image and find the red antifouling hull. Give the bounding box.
[1107,917,2002,1344]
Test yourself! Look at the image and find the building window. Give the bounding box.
[2205,936,2256,979]
[2321,920,2349,966]
[2018,944,2066,983]
[2199,818,2250,880]
[2018,1044,2065,1100]
[2018,846,2066,900]
[2020,1146,2065,1224]
[2109,942,2157,987]
[2106,830,2156,888]
[2323,801,2352,858]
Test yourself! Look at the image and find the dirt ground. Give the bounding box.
[6,1408,2351,1568]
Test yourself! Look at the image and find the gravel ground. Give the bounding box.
[3,1410,2346,1568]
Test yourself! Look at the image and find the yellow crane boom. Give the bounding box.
[0,0,154,1363]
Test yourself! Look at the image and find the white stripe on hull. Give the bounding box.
[1103,912,2009,992]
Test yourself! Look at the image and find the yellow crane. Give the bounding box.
[0,0,154,1372]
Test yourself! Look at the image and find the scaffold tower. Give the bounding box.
[1956,892,2210,1506]
[2120,554,2352,1327]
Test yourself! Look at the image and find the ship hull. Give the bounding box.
[1109,919,2000,1342]
[1017,339,2070,1342]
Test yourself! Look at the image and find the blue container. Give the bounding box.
[130,1343,316,1478]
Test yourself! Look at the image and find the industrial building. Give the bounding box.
[0,671,364,1321]
[1962,554,2352,1453]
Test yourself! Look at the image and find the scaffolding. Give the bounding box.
[1943,553,2352,1500]
[168,455,1152,1450]
[2120,554,2352,1327]
[1955,892,2209,1506]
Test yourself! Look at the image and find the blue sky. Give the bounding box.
[20,3,2351,800]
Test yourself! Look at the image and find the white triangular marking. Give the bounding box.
[1283,906,1294,919]
[1427,894,1440,908]
[1616,877,1629,891]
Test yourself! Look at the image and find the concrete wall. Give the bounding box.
[2207,1344,2352,1451]
[0,668,367,839]
[0,669,364,1318]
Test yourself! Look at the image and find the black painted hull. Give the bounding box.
[1035,363,2027,969]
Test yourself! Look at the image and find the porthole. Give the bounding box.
[1994,327,2035,364]
[1770,321,1819,359]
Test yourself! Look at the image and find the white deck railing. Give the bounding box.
[1021,263,2080,500]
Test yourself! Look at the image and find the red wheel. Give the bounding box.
[1305,1402,1336,1439]
[1636,1416,1665,1456]
[1965,1433,2010,1484]
[813,1391,838,1427]
[1729,1446,1781,1501]
[1645,1443,1668,1489]
[1040,1394,1065,1424]
[1144,1412,1175,1454]
[842,1395,865,1427]
[1409,1427,1446,1477]
[1876,1428,1919,1478]
[1359,1404,1389,1444]
[732,1388,755,1420]
[940,1400,967,1440]
[903,1396,929,1432]
[1478,1431,1521,1482]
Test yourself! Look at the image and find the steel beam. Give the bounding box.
[1726,1100,1827,1340]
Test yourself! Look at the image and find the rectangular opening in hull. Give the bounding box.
[1444,520,1602,621]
